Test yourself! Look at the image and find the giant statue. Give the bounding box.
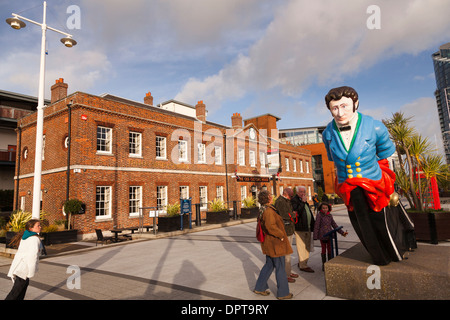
[322,86,416,265]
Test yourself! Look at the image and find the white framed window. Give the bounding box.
[96,186,112,219]
[97,126,112,153]
[306,161,310,173]
[157,186,168,212]
[300,160,304,173]
[214,146,222,165]
[156,136,166,159]
[199,186,208,210]
[197,143,206,163]
[260,152,266,171]
[20,196,25,212]
[279,186,283,196]
[129,132,142,157]
[238,148,245,166]
[285,157,290,171]
[240,185,247,201]
[129,186,142,217]
[178,140,188,162]
[216,186,224,201]
[293,159,297,172]
[308,186,312,201]
[249,150,256,167]
[180,186,189,200]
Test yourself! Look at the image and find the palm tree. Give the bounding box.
[421,154,448,209]
[384,112,420,210]
[409,135,434,211]
[383,113,410,171]
[394,168,414,208]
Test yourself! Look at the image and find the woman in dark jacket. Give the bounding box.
[253,190,293,300]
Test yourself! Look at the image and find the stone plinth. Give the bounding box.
[325,243,450,300]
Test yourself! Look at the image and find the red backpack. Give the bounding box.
[256,212,265,242]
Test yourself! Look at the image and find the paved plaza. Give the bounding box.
[0,205,358,301]
[0,203,448,307]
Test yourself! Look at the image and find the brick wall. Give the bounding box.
[15,88,314,234]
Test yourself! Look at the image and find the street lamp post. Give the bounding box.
[6,1,77,219]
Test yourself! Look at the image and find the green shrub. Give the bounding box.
[8,211,32,232]
[166,203,181,217]
[42,224,59,233]
[242,196,257,208]
[208,198,227,212]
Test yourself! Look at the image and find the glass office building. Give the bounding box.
[279,126,325,146]
[432,42,450,164]
[279,126,327,194]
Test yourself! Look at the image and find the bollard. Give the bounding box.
[195,203,201,226]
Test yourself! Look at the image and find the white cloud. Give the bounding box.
[175,0,450,115]
[398,97,444,155]
[0,47,112,98]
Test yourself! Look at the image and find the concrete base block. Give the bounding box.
[325,243,450,300]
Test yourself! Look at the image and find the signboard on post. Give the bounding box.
[180,198,192,230]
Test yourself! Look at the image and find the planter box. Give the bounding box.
[240,207,259,219]
[5,229,78,248]
[6,231,17,248]
[158,215,190,232]
[206,210,230,224]
[408,210,450,244]
[41,229,78,245]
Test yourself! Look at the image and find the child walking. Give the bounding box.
[313,203,347,271]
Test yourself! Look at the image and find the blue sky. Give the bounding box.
[1,0,449,154]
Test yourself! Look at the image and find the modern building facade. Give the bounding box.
[0,90,50,191]
[14,79,313,236]
[432,42,450,164]
[279,126,336,195]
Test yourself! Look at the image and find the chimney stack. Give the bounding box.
[51,78,68,103]
[231,113,242,129]
[196,100,206,123]
[144,92,153,105]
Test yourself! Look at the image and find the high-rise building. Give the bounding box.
[432,42,450,164]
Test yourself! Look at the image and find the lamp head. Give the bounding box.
[6,16,26,30]
[61,37,77,48]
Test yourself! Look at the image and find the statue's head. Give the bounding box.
[325,86,359,126]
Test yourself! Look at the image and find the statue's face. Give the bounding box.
[329,96,358,126]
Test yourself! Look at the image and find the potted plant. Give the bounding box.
[5,210,32,248]
[63,199,84,230]
[206,198,230,224]
[384,112,450,243]
[406,208,450,244]
[0,216,7,244]
[37,200,81,246]
[157,203,189,232]
[240,196,259,219]
[41,225,78,245]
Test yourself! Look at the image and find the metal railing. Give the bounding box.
[137,200,254,234]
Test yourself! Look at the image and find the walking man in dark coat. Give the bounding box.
[291,186,315,273]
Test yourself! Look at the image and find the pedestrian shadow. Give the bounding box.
[33,245,126,300]
[217,225,275,294]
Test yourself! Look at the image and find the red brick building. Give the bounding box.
[14,79,313,236]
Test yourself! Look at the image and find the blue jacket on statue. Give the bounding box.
[322,113,396,184]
